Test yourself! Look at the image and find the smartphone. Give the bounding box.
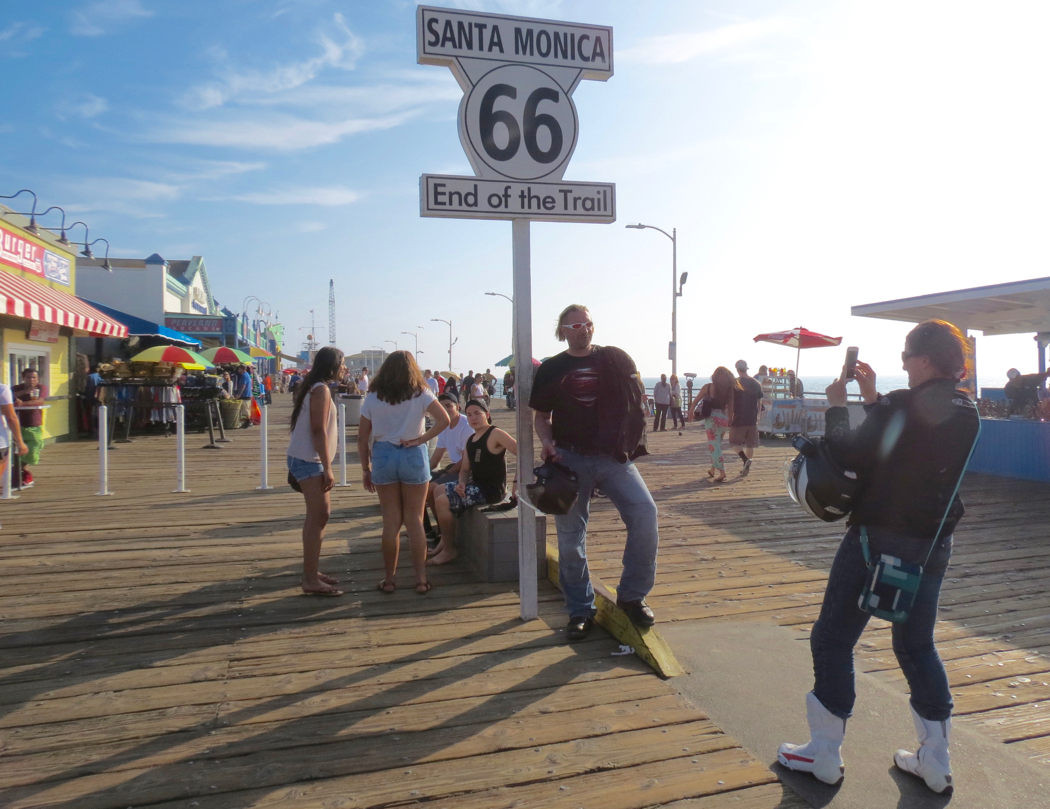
[845,346,859,379]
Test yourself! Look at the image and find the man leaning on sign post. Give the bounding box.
[530,304,659,642]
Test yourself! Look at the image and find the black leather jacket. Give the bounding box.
[824,379,980,542]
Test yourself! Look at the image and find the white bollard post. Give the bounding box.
[1,440,16,501]
[173,404,189,493]
[97,405,111,496]
[257,403,273,490]
[336,402,350,487]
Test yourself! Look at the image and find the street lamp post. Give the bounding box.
[626,224,688,376]
[401,331,422,359]
[431,318,455,372]
[384,339,398,353]
[485,292,514,363]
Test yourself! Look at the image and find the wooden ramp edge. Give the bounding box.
[546,542,687,679]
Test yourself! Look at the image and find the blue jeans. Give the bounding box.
[371,441,430,486]
[554,448,659,618]
[811,525,954,721]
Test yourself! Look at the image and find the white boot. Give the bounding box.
[894,707,953,794]
[777,691,846,785]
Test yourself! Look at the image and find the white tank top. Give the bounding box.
[287,383,338,463]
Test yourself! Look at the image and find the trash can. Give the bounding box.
[342,394,364,426]
[220,399,243,430]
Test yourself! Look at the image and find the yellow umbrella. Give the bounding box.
[129,345,213,370]
[249,346,275,358]
[200,346,254,364]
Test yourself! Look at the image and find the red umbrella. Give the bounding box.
[753,326,842,380]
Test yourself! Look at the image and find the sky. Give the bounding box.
[3,0,1049,388]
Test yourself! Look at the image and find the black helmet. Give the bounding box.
[526,461,580,515]
[784,436,861,522]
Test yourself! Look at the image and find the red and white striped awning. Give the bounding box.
[0,271,128,337]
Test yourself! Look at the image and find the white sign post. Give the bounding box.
[418,5,615,621]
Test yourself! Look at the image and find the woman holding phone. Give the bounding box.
[286,346,345,596]
[777,321,980,795]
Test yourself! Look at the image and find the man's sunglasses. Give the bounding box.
[562,321,593,331]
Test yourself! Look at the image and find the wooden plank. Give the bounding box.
[2,723,743,809]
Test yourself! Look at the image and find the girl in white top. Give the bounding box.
[287,346,345,596]
[359,351,449,595]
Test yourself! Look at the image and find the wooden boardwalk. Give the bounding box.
[0,398,804,809]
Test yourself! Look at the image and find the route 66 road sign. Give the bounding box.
[418,5,615,221]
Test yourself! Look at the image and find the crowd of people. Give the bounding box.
[278,306,987,797]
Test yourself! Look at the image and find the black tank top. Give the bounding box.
[466,426,507,501]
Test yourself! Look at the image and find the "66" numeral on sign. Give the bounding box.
[463,64,578,181]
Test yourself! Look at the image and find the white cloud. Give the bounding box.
[57,177,181,219]
[244,75,463,114]
[152,110,417,151]
[295,222,327,233]
[224,186,360,206]
[0,21,46,44]
[71,0,152,37]
[154,159,268,183]
[619,18,800,65]
[67,94,109,119]
[180,13,364,110]
[71,0,153,37]
[444,0,563,15]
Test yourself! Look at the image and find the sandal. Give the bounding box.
[415,580,433,595]
[377,579,396,594]
[302,585,344,597]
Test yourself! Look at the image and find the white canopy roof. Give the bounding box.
[852,276,1050,336]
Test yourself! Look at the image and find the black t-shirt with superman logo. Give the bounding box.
[530,350,602,452]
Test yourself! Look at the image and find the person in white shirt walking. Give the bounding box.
[652,374,672,432]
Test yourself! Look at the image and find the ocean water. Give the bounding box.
[643,374,1001,396]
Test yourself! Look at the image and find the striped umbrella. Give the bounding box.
[200,346,254,365]
[753,326,842,380]
[129,345,213,370]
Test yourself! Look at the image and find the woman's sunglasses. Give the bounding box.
[562,321,593,331]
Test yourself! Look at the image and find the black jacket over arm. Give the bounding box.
[823,379,980,541]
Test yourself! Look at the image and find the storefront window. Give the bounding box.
[7,345,50,389]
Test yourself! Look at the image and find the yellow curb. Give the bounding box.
[546,543,687,679]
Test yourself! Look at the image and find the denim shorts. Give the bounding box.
[287,455,325,482]
[371,441,429,486]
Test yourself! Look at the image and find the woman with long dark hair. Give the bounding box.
[286,346,345,596]
[688,366,742,482]
[359,351,449,594]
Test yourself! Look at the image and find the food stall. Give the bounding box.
[752,329,864,437]
[757,373,865,438]
[853,276,1050,482]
